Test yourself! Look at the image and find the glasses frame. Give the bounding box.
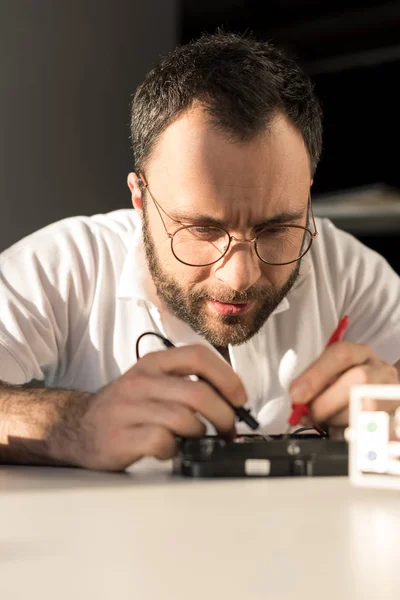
[139,174,318,267]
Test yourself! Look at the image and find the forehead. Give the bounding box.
[146,106,311,226]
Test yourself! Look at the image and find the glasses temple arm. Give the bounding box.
[308,195,318,237]
[139,177,172,237]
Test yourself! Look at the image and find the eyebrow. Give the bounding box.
[167,209,306,229]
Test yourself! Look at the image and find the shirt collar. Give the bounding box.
[117,211,313,315]
[116,211,159,303]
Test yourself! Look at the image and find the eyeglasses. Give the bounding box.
[139,176,318,267]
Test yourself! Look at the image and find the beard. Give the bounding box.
[142,211,300,347]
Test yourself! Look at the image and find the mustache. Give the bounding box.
[190,286,275,304]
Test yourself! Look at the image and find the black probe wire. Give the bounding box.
[135,331,272,440]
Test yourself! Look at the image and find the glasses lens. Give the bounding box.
[172,226,230,266]
[256,226,312,264]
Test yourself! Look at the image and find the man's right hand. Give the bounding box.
[69,344,247,471]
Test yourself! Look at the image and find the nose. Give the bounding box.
[214,241,262,292]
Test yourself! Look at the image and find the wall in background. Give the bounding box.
[0,0,178,251]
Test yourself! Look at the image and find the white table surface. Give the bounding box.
[0,458,399,600]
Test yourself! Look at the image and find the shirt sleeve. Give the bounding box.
[0,218,97,384]
[322,219,400,364]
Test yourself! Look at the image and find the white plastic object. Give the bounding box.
[349,384,400,490]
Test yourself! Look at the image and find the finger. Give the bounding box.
[133,344,247,408]
[123,397,207,438]
[308,361,396,424]
[85,425,178,471]
[327,408,349,428]
[289,342,376,405]
[128,424,178,462]
[328,421,348,440]
[363,399,400,414]
[123,374,236,435]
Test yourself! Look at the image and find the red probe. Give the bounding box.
[288,315,350,430]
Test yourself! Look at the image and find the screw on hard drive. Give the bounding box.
[200,439,217,457]
[287,442,301,456]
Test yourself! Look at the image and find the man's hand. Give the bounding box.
[289,342,399,428]
[69,345,247,471]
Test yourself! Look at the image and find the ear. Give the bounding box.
[127,172,146,212]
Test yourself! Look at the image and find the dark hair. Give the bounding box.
[130,31,323,175]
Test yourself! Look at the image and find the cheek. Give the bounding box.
[260,264,294,287]
[159,244,211,285]
[182,265,211,287]
[261,264,291,285]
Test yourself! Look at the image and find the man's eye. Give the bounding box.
[191,227,212,234]
[189,227,223,240]
[258,227,289,236]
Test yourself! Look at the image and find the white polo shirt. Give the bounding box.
[1,209,400,433]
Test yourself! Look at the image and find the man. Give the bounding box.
[0,32,399,471]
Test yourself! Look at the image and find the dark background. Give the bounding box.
[1,0,399,268]
[181,0,400,272]
[182,0,400,196]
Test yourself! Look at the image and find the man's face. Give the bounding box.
[129,107,312,347]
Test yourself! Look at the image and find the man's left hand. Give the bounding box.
[289,342,400,427]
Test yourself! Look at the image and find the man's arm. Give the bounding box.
[0,381,92,466]
[0,345,248,471]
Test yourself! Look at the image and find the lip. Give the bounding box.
[207,300,254,315]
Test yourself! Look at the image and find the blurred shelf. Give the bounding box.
[313,183,400,234]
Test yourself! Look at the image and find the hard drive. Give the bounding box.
[173,434,348,478]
